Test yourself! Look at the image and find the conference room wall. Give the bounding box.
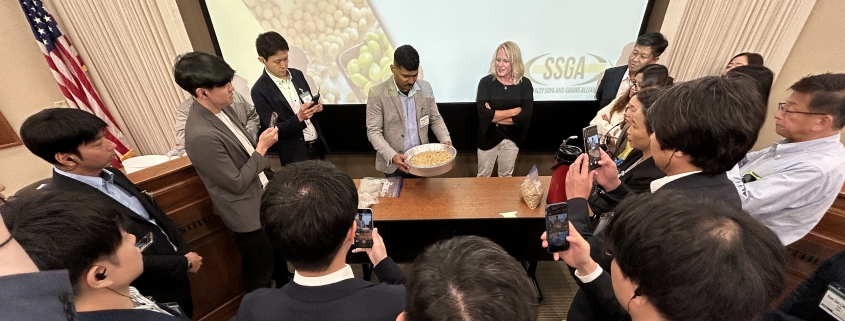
[0,1,63,195]
[753,0,845,150]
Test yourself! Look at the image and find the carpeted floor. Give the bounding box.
[350,260,577,321]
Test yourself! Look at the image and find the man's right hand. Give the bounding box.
[185,252,202,273]
[255,126,279,155]
[593,149,621,192]
[541,222,597,275]
[351,228,388,266]
[297,101,317,122]
[392,154,410,173]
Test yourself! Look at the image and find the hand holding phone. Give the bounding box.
[269,112,278,127]
[545,202,570,253]
[311,86,321,105]
[354,208,374,248]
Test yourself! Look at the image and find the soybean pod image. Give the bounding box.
[243,0,405,103]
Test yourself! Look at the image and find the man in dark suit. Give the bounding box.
[174,52,281,292]
[236,160,406,321]
[765,249,845,321]
[5,190,190,320]
[252,31,329,165]
[555,76,768,321]
[19,108,200,317]
[595,32,668,108]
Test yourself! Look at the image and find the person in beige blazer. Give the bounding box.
[366,45,451,176]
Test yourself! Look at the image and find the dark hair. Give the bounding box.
[633,87,664,135]
[635,32,669,57]
[731,52,764,66]
[261,160,357,272]
[609,64,672,115]
[647,76,765,174]
[173,51,235,97]
[393,45,420,71]
[789,73,845,129]
[726,65,774,105]
[255,31,290,60]
[4,190,126,292]
[605,191,785,321]
[404,236,538,321]
[20,108,107,165]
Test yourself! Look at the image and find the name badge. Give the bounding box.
[419,115,430,127]
[299,91,313,104]
[820,283,845,321]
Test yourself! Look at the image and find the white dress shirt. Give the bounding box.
[293,264,354,286]
[615,67,631,99]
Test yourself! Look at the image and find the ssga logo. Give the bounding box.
[525,54,612,86]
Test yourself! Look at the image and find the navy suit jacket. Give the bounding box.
[251,68,329,165]
[48,169,194,316]
[236,257,406,321]
[595,65,628,108]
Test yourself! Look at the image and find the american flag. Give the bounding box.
[19,0,132,168]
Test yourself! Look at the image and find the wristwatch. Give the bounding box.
[186,258,193,272]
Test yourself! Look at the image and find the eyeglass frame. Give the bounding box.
[628,78,640,92]
[777,102,829,116]
[136,232,154,253]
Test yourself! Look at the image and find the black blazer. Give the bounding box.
[588,150,665,215]
[236,257,406,321]
[48,169,193,317]
[566,172,742,321]
[251,68,329,165]
[764,249,845,321]
[595,65,627,108]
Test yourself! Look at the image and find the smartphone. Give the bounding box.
[311,87,321,105]
[582,125,600,170]
[269,112,278,127]
[546,202,570,253]
[354,208,374,248]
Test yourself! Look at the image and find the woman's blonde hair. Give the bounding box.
[488,41,525,85]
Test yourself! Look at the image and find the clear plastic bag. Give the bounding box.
[521,165,543,210]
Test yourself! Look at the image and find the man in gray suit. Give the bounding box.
[173,52,278,292]
[366,45,451,176]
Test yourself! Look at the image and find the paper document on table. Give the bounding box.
[499,211,518,218]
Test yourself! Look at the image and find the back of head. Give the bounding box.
[403,236,538,321]
[647,76,765,174]
[20,108,107,165]
[634,87,665,135]
[637,64,672,88]
[635,32,669,57]
[393,45,420,71]
[261,160,357,272]
[789,73,845,129]
[733,52,765,66]
[726,65,774,105]
[3,190,126,293]
[173,51,235,97]
[255,31,289,60]
[605,191,786,321]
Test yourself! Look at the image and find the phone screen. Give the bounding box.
[546,202,570,253]
[354,209,374,248]
[583,125,600,170]
[269,112,278,127]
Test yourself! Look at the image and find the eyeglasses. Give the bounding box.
[136,232,154,253]
[628,79,640,91]
[777,102,829,116]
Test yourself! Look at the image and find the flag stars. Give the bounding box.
[45,16,51,22]
[33,17,41,23]
[37,28,45,34]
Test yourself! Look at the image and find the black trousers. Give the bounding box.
[305,140,325,160]
[233,230,274,292]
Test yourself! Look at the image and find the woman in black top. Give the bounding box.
[589,87,665,215]
[476,41,533,177]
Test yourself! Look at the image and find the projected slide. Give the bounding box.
[206,0,649,103]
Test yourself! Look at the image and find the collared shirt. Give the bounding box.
[615,67,631,99]
[649,170,701,193]
[395,80,422,153]
[54,168,177,251]
[292,264,354,287]
[267,69,318,141]
[214,112,269,188]
[728,132,845,245]
[129,286,174,316]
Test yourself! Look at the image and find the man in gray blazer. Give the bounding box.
[174,89,259,146]
[174,52,279,292]
[366,45,451,176]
